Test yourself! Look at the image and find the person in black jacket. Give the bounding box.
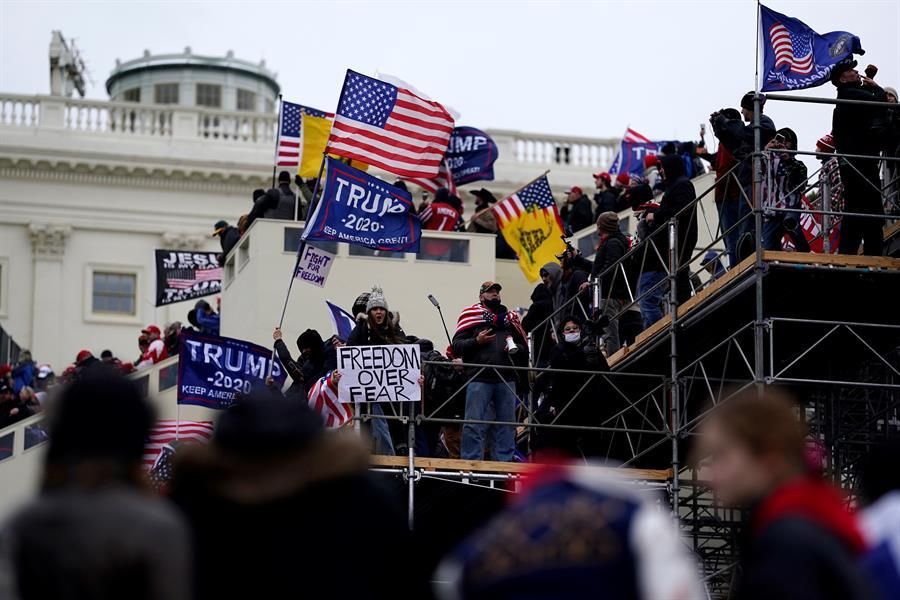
[583,212,630,355]
[452,281,529,461]
[521,283,555,368]
[761,128,811,251]
[646,154,698,305]
[272,327,335,401]
[538,260,588,323]
[270,170,298,220]
[592,172,624,219]
[212,220,240,261]
[561,186,594,234]
[170,386,425,600]
[536,315,609,459]
[347,287,406,455]
[696,387,872,600]
[831,60,888,255]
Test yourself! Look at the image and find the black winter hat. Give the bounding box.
[352,292,371,317]
[252,189,266,201]
[278,170,291,183]
[47,368,154,464]
[740,91,766,111]
[214,385,323,457]
[297,329,324,353]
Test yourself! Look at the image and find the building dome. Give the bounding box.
[105,48,280,112]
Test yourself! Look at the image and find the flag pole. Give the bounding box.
[754,0,761,93]
[464,169,551,227]
[271,94,283,189]
[266,153,328,380]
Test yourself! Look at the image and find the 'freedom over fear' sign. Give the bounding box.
[337,344,421,403]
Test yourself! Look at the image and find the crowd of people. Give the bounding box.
[2,366,898,599]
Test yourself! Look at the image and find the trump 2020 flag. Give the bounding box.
[303,157,421,252]
[760,5,864,92]
[492,175,566,283]
[325,70,454,179]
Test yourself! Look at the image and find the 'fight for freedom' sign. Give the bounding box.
[177,330,286,409]
[294,244,335,287]
[337,344,421,403]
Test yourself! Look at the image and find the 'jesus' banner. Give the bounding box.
[155,250,222,307]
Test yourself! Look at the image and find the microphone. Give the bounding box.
[427,294,452,347]
[427,294,440,309]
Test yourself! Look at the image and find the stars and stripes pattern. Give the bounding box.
[276,101,303,168]
[309,372,353,428]
[326,70,454,179]
[166,267,223,290]
[299,104,334,120]
[769,22,814,74]
[143,419,214,468]
[622,127,652,144]
[492,175,561,228]
[453,303,528,344]
[404,161,457,196]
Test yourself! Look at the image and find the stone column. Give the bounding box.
[28,223,71,369]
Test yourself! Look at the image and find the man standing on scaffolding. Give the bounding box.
[831,60,888,256]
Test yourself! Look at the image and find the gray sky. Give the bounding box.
[2,0,898,163]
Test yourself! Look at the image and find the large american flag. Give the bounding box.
[769,22,814,74]
[275,101,303,168]
[326,70,454,179]
[492,175,562,228]
[143,419,214,468]
[166,267,222,290]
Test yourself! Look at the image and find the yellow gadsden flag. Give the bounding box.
[298,105,367,177]
[492,175,567,282]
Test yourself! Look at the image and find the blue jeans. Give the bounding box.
[638,271,668,330]
[462,381,517,461]
[369,403,394,455]
[719,198,751,268]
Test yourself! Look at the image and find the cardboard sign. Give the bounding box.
[337,344,421,403]
[295,245,335,287]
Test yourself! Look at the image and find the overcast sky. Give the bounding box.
[2,0,898,162]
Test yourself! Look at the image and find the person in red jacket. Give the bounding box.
[136,325,168,370]
[696,388,872,600]
[418,187,462,261]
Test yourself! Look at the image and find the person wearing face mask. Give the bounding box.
[536,316,609,459]
[452,281,529,461]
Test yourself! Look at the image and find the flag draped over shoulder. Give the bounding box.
[760,5,863,92]
[454,303,527,345]
[325,70,455,179]
[308,372,353,428]
[296,104,368,178]
[492,175,566,283]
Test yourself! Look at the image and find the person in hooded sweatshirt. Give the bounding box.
[645,154,698,305]
[695,387,873,600]
[0,368,190,600]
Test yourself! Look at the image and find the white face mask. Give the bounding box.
[564,332,580,343]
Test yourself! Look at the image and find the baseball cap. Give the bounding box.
[479,281,502,294]
[141,325,161,336]
[593,172,612,183]
[564,186,583,195]
[212,220,228,236]
[830,59,858,85]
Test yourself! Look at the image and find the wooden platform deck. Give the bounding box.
[370,455,673,481]
[608,251,900,368]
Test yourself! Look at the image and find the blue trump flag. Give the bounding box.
[609,140,678,176]
[760,5,863,92]
[177,330,286,409]
[446,126,498,185]
[303,157,421,252]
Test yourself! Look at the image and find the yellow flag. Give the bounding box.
[299,113,367,178]
[498,207,567,283]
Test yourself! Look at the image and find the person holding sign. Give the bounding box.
[347,286,408,455]
[452,282,529,462]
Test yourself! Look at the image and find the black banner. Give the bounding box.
[154,250,222,307]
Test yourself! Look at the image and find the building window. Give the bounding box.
[91,271,137,315]
[196,84,222,108]
[237,89,256,111]
[154,83,179,104]
[122,88,141,102]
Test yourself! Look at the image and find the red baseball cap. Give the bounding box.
[564,186,583,195]
[593,172,612,184]
[615,173,631,187]
[141,325,161,336]
[75,349,93,364]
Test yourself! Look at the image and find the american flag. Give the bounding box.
[623,127,651,143]
[309,372,353,428]
[143,419,214,468]
[166,267,223,290]
[492,175,562,228]
[404,160,457,196]
[769,22,814,74]
[326,70,454,179]
[453,302,527,343]
[275,101,303,168]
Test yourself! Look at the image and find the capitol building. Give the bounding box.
[0,32,713,371]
